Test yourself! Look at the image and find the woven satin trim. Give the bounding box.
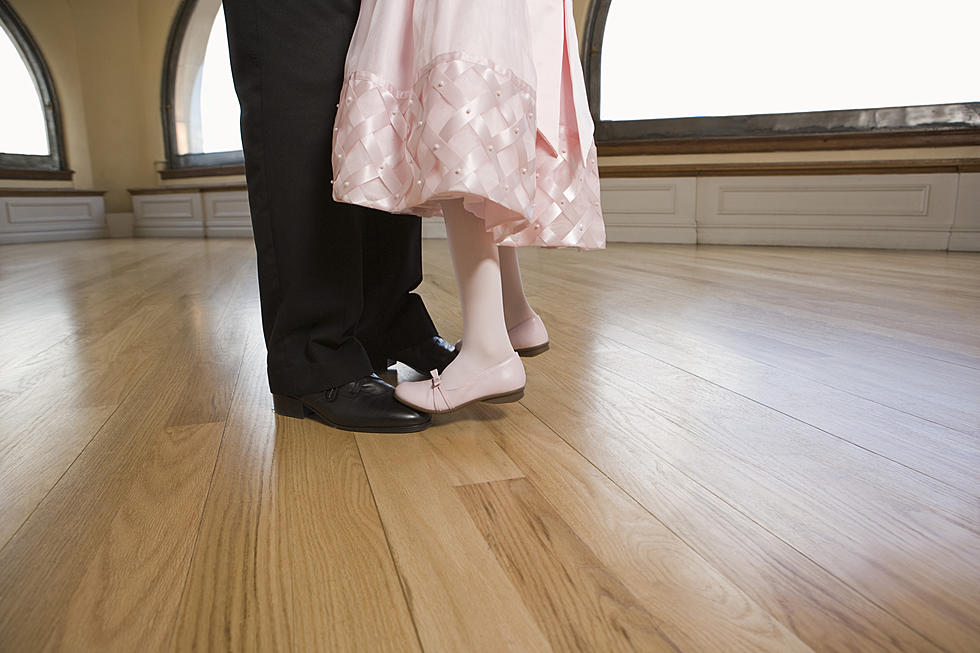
[331,57,605,250]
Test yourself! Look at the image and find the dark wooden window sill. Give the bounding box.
[599,158,980,178]
[130,182,247,195]
[0,187,106,197]
[597,129,980,156]
[158,165,245,180]
[143,158,980,191]
[0,168,74,181]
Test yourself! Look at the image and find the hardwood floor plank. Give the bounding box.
[457,478,685,653]
[485,403,942,653]
[0,241,193,370]
[591,319,980,496]
[39,421,226,652]
[506,244,980,434]
[417,242,979,650]
[356,433,552,652]
[277,418,421,652]
[0,361,228,651]
[0,241,250,551]
[384,376,814,652]
[0,241,253,652]
[173,317,420,653]
[516,338,979,652]
[169,332,292,653]
[638,246,980,350]
[421,413,525,486]
[0,405,117,547]
[422,244,980,494]
[1,238,976,652]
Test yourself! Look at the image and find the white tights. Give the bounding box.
[440,199,533,382]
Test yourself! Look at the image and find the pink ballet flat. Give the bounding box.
[454,314,550,358]
[394,353,526,414]
[506,313,550,357]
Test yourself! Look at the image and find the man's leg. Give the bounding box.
[223,0,430,432]
[358,213,443,369]
[224,0,371,396]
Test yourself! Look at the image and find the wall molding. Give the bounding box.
[131,187,252,238]
[125,172,979,251]
[202,191,252,237]
[0,192,107,244]
[599,177,697,243]
[950,172,980,251]
[593,173,969,250]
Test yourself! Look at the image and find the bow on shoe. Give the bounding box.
[430,369,453,412]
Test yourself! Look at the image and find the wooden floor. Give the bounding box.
[0,238,978,652]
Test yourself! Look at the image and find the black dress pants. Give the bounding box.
[224,0,437,397]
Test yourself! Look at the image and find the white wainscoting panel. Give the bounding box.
[0,196,107,244]
[949,172,980,252]
[419,179,697,244]
[599,177,697,243]
[133,193,205,237]
[123,174,977,250]
[695,174,958,249]
[203,190,253,238]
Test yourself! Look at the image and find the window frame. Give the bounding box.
[0,0,69,178]
[582,0,980,155]
[161,0,244,172]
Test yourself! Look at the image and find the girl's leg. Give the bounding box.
[498,244,549,355]
[498,246,537,330]
[438,199,515,381]
[394,198,525,412]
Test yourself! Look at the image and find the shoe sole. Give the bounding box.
[455,341,550,358]
[516,342,550,357]
[272,394,431,434]
[396,386,526,415]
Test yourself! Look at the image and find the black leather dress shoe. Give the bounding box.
[374,336,459,375]
[272,374,431,433]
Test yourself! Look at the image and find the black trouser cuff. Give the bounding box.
[267,341,374,397]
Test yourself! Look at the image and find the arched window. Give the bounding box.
[162,0,243,172]
[0,0,67,177]
[583,0,980,154]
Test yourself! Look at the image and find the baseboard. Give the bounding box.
[604,224,696,243]
[697,226,952,249]
[0,228,107,244]
[206,225,253,238]
[947,230,980,251]
[134,226,206,238]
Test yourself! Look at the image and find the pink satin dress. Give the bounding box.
[331,0,606,249]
